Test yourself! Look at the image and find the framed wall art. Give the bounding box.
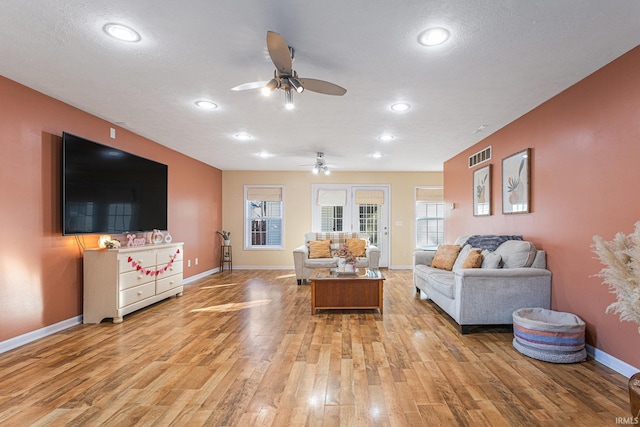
[473,165,491,216]
[502,148,531,214]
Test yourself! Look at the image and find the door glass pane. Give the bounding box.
[358,204,379,246]
[320,206,343,232]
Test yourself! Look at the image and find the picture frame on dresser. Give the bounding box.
[473,164,492,216]
[502,148,531,214]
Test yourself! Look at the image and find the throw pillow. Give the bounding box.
[345,238,367,257]
[431,245,461,271]
[452,244,472,272]
[463,249,483,268]
[309,240,331,259]
[481,250,502,268]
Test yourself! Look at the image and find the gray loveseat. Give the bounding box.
[293,232,381,284]
[413,235,552,334]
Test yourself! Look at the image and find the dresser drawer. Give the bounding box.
[157,246,183,265]
[119,269,155,290]
[118,251,154,274]
[119,282,155,308]
[157,273,183,294]
[156,260,183,279]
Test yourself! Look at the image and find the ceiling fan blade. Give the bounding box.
[231,81,269,91]
[299,78,347,96]
[267,31,292,75]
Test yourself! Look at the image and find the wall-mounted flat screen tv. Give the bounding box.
[62,132,168,235]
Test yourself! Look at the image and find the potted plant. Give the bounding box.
[593,222,640,416]
[217,230,231,246]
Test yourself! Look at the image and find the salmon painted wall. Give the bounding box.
[444,46,640,369]
[0,76,222,342]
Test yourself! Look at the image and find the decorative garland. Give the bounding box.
[127,249,180,276]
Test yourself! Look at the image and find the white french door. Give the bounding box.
[311,184,389,267]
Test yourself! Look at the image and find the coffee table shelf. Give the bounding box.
[310,269,384,314]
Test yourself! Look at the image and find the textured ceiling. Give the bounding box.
[1,1,639,171]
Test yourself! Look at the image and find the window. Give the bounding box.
[245,186,284,249]
[320,206,343,232]
[415,187,445,249]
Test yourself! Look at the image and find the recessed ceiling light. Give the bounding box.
[195,100,218,110]
[257,151,271,158]
[390,103,411,112]
[371,152,383,159]
[418,27,450,46]
[234,133,252,141]
[103,23,141,42]
[378,134,395,142]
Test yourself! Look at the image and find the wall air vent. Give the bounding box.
[468,146,492,168]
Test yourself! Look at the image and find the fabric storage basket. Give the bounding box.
[512,307,587,363]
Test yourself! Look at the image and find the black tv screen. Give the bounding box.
[62,132,168,235]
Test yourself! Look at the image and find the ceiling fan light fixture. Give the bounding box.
[418,27,450,46]
[284,89,294,109]
[261,78,278,96]
[324,168,331,176]
[289,76,304,93]
[312,166,319,175]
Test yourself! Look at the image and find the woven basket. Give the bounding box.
[512,307,586,363]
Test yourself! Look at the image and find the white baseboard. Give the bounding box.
[0,315,82,354]
[184,268,218,284]
[586,344,639,378]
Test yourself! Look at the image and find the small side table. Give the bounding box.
[220,245,232,272]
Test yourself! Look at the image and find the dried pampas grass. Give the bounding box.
[593,221,640,333]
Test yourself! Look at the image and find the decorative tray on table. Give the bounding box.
[332,268,358,277]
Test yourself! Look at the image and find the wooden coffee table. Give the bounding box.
[310,269,384,314]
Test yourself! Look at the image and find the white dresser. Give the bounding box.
[83,243,184,323]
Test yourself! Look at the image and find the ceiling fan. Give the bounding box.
[301,152,342,175]
[231,31,347,108]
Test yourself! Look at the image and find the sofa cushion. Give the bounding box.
[428,272,455,299]
[463,249,483,268]
[346,238,367,257]
[432,245,461,271]
[310,232,362,256]
[494,240,537,268]
[452,244,472,272]
[305,258,338,268]
[481,250,502,268]
[309,240,331,259]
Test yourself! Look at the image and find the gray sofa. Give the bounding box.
[293,232,381,284]
[413,235,552,334]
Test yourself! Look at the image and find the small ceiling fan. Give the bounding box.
[300,152,342,175]
[231,31,347,108]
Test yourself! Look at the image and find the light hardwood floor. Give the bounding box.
[0,269,631,426]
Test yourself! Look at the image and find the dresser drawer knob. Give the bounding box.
[137,291,143,295]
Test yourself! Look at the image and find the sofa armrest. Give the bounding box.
[455,267,552,325]
[413,250,435,267]
[292,244,309,281]
[366,244,381,269]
